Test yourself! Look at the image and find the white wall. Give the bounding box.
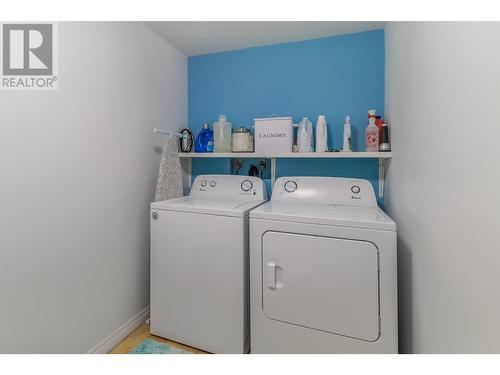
[0,22,187,353]
[385,22,500,353]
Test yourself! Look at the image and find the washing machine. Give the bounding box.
[250,176,397,353]
[150,174,267,354]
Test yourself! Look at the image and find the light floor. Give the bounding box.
[110,323,207,354]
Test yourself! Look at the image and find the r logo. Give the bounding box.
[2,24,53,76]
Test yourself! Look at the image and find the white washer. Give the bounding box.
[250,176,398,353]
[150,174,267,354]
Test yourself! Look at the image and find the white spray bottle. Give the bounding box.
[343,116,352,152]
[365,109,379,152]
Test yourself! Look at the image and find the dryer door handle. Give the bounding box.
[267,262,276,290]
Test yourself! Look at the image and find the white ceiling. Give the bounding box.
[145,21,386,56]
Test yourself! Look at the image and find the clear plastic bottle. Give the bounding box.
[365,109,379,152]
[213,114,232,152]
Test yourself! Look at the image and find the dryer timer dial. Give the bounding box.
[284,180,298,193]
[241,179,253,191]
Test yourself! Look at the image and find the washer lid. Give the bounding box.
[250,201,396,231]
[151,196,265,217]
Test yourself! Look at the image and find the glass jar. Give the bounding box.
[232,127,253,152]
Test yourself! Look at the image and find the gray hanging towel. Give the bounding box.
[155,138,183,202]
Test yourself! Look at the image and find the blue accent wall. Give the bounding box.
[188,29,385,203]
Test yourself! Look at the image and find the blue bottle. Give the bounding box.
[195,123,214,153]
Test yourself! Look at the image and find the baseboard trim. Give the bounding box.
[87,305,150,354]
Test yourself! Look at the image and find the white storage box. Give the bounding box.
[254,117,294,153]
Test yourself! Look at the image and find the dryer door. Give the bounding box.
[262,232,380,342]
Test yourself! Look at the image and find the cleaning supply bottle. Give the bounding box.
[315,115,328,152]
[213,114,232,152]
[297,121,309,152]
[194,123,214,153]
[365,109,379,152]
[343,116,352,152]
[306,118,314,151]
[297,117,313,152]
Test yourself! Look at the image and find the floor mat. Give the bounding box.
[129,338,188,354]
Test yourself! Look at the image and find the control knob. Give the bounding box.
[284,180,297,193]
[241,179,253,191]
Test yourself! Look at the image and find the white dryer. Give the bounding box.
[250,177,397,353]
[151,174,267,354]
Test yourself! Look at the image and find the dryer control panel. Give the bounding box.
[190,175,267,201]
[272,177,377,208]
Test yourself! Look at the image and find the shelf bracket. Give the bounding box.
[378,158,385,198]
[271,157,277,191]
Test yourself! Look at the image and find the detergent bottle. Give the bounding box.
[315,115,328,152]
[195,123,214,153]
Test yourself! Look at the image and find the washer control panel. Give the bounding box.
[272,177,377,208]
[191,175,267,200]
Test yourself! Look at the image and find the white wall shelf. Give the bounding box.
[179,152,392,159]
[179,152,391,198]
